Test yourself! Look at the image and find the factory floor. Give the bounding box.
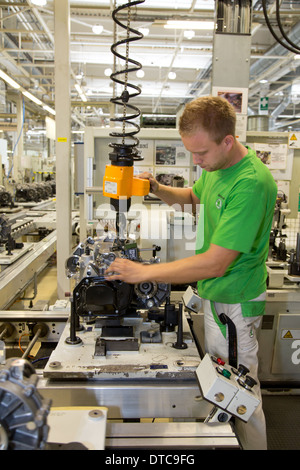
[262,394,300,450]
[10,256,58,311]
[9,262,300,451]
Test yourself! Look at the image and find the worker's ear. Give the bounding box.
[223,135,234,151]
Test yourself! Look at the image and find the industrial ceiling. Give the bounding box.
[0,0,300,145]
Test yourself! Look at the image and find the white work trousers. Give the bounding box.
[202,299,267,450]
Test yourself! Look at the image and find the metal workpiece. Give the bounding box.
[0,358,51,450]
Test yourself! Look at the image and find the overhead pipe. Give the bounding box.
[269,93,291,130]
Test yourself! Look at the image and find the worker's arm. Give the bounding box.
[139,171,199,212]
[105,244,240,284]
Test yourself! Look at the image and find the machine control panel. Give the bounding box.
[196,353,260,423]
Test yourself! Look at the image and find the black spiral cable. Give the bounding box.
[109,0,145,165]
[275,0,300,53]
[262,0,300,55]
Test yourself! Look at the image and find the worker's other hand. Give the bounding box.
[138,171,159,194]
[105,258,148,284]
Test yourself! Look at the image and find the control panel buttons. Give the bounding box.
[214,392,225,403]
[221,368,231,379]
[236,405,247,415]
[231,364,250,377]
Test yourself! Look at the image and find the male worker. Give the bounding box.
[106,96,278,450]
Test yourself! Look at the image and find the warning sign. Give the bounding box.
[281,329,300,339]
[288,132,300,149]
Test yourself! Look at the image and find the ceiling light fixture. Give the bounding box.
[138,27,149,36]
[0,69,21,89]
[164,20,214,30]
[104,68,112,77]
[168,71,176,80]
[0,69,55,116]
[31,0,47,6]
[22,90,43,106]
[92,24,103,35]
[184,30,195,39]
[75,83,87,102]
[136,69,145,78]
[43,105,56,116]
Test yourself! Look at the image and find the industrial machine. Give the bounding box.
[2,0,300,452]
[0,186,13,208]
[0,1,242,450]
[15,182,55,204]
[63,234,171,352]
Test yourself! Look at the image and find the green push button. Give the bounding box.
[222,369,231,379]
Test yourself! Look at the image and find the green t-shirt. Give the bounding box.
[192,146,277,308]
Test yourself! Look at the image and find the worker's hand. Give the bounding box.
[105,258,149,284]
[138,171,159,194]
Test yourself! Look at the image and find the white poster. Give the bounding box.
[155,140,190,166]
[135,140,154,165]
[154,166,190,187]
[254,143,287,170]
[212,86,249,114]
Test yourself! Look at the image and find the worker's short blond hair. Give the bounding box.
[179,96,236,144]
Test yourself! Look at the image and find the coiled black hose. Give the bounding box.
[109,0,145,163]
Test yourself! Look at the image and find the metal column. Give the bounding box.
[14,96,24,184]
[54,0,72,298]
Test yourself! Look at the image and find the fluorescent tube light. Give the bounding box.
[22,90,43,105]
[0,70,20,89]
[75,83,87,102]
[80,93,87,102]
[75,83,82,94]
[31,0,47,6]
[43,105,56,115]
[164,20,215,30]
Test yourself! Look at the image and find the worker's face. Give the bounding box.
[181,129,233,172]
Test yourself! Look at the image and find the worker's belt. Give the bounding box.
[218,313,238,369]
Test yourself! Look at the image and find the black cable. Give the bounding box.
[275,0,300,53]
[109,0,145,155]
[262,0,300,54]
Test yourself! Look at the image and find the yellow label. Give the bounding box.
[57,137,67,142]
